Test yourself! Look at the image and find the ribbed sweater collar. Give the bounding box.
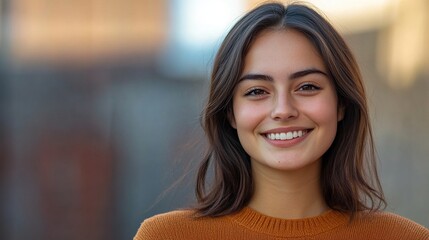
[229,207,349,237]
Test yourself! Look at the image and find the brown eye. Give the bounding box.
[298,84,320,91]
[244,88,268,96]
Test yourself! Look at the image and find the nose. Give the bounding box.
[270,93,298,121]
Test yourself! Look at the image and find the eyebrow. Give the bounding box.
[239,68,328,82]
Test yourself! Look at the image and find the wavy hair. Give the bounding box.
[195,2,385,219]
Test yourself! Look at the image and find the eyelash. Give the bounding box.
[244,88,268,96]
[297,83,321,92]
[243,83,321,97]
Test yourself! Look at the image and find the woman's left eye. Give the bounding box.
[297,83,321,92]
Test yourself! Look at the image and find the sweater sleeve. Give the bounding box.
[133,210,194,240]
[366,211,429,239]
[386,213,429,239]
[133,218,166,240]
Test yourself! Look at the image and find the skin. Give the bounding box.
[230,29,344,219]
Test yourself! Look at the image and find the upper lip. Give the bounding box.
[261,127,312,134]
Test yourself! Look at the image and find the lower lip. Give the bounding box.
[263,131,311,148]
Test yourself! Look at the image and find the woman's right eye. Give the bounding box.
[244,88,268,96]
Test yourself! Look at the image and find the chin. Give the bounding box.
[263,157,321,172]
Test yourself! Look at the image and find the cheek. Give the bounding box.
[303,96,339,125]
[233,102,268,131]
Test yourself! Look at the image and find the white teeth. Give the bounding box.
[266,130,307,140]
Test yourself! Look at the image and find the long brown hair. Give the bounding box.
[195,2,385,218]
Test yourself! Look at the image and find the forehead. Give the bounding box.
[242,29,327,75]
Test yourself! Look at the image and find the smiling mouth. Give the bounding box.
[265,130,310,140]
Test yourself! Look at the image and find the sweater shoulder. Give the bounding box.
[366,211,427,227]
[143,209,197,225]
[134,209,197,240]
[353,211,429,239]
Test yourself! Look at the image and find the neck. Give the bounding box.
[248,159,328,219]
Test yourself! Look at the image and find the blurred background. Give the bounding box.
[0,0,428,239]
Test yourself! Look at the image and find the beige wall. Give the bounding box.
[11,0,169,62]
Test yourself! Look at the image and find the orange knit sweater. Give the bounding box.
[134,207,429,239]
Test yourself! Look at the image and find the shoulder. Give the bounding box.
[362,211,427,229]
[352,211,429,239]
[133,209,196,240]
[133,209,236,240]
[143,209,196,226]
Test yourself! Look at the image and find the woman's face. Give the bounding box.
[231,29,343,172]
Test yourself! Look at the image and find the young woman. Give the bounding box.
[135,2,429,239]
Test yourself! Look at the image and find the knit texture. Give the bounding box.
[134,207,429,239]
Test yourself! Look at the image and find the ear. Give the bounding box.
[337,104,345,122]
[228,109,237,129]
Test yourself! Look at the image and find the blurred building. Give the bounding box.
[0,0,428,240]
